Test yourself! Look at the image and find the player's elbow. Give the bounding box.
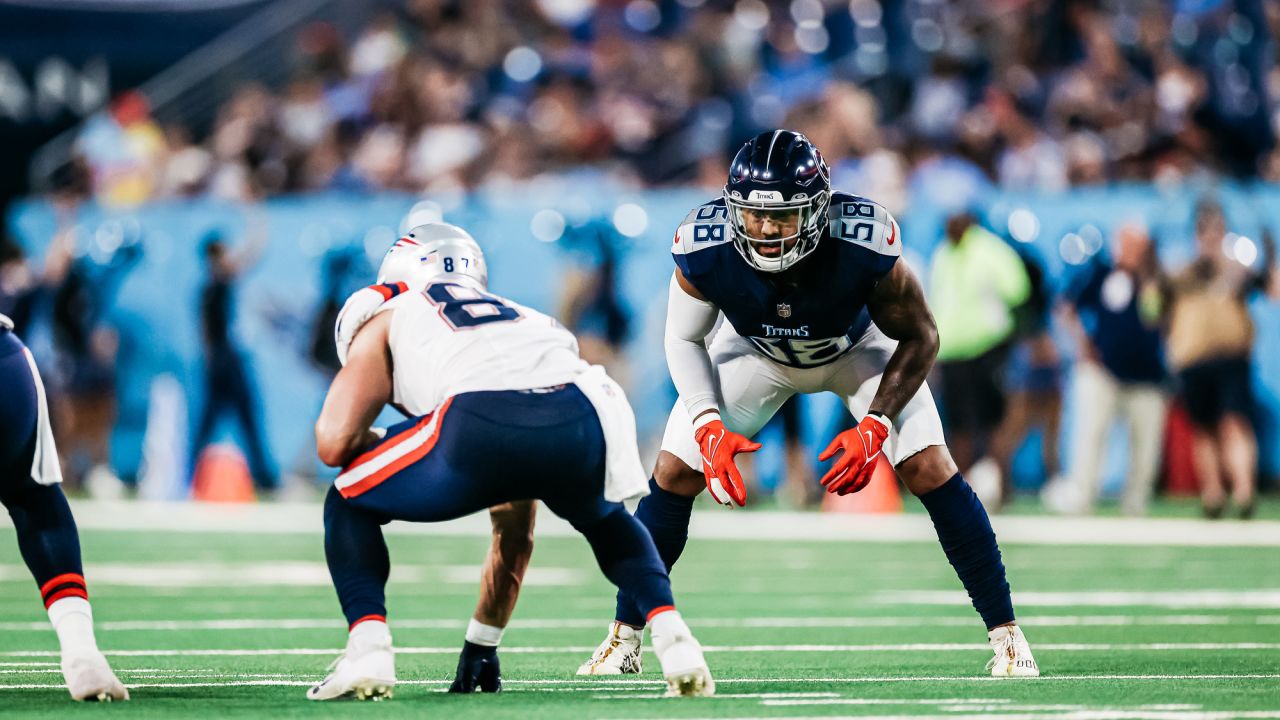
[918,322,940,361]
[315,420,358,467]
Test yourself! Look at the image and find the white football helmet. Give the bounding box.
[377,222,488,290]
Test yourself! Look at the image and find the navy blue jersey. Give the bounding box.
[672,192,901,368]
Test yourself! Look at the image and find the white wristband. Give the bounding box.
[465,618,504,647]
[866,412,893,432]
[691,411,721,433]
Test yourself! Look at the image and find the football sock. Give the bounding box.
[4,483,86,607]
[646,607,689,638]
[614,477,694,627]
[323,487,391,627]
[576,503,675,625]
[919,473,1014,629]
[348,616,389,640]
[48,596,99,658]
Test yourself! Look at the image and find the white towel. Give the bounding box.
[572,365,649,503]
[21,348,64,486]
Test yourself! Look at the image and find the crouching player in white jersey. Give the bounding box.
[308,223,714,700]
[0,314,128,701]
[575,130,1040,678]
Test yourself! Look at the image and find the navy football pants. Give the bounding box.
[0,329,88,609]
[323,386,674,627]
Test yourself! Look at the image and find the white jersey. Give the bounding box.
[378,282,588,415]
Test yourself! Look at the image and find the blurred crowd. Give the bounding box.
[67,0,1279,209]
[926,202,1277,521]
[9,0,1280,515]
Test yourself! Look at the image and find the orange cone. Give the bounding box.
[190,443,257,503]
[821,455,902,513]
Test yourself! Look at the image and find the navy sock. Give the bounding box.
[918,473,1014,629]
[3,484,86,607]
[576,504,675,623]
[323,486,391,627]
[614,477,695,627]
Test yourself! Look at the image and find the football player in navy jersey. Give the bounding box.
[573,130,1040,678]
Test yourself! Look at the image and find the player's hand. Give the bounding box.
[694,416,761,507]
[448,641,502,693]
[819,413,892,495]
[334,282,408,366]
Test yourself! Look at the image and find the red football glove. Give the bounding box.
[693,417,761,507]
[819,413,892,495]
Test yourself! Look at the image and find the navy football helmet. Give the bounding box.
[724,130,831,272]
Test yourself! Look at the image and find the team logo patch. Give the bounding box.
[777,303,792,318]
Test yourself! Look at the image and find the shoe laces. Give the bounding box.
[985,629,1018,671]
[586,624,632,665]
[323,651,347,676]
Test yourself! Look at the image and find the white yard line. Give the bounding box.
[870,590,1280,609]
[2,674,1279,692]
[1,501,1273,547]
[617,713,1280,720]
[0,563,582,588]
[1,643,1276,658]
[1,613,1269,633]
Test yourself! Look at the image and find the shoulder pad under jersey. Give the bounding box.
[827,192,901,259]
[672,198,732,257]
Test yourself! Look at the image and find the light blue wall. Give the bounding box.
[9,184,1280,490]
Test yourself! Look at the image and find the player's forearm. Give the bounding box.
[666,335,719,419]
[665,274,721,420]
[315,425,382,468]
[473,502,537,627]
[315,315,395,466]
[869,327,938,420]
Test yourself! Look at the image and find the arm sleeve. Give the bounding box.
[664,273,721,422]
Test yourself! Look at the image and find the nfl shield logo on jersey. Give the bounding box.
[776,303,792,318]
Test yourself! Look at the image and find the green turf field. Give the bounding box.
[2,504,1279,718]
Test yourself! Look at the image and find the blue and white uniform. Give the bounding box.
[660,193,946,469]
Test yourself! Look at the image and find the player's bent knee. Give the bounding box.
[653,451,705,497]
[897,445,959,497]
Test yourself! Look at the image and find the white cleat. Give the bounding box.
[576,621,643,676]
[63,651,129,702]
[649,611,714,697]
[307,627,396,701]
[987,624,1040,677]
